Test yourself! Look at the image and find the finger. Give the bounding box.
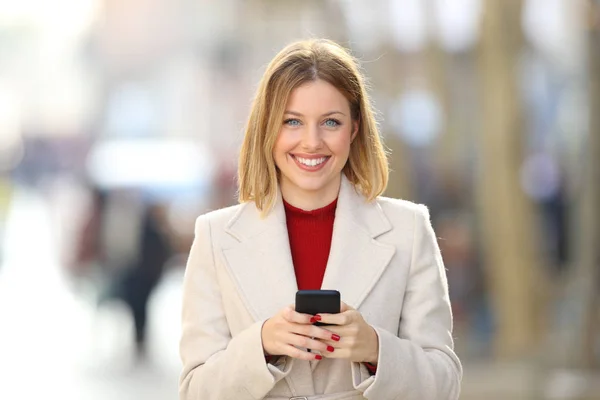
[282,306,314,324]
[320,346,350,359]
[340,302,355,312]
[318,333,355,350]
[280,344,323,361]
[285,333,333,356]
[315,326,349,347]
[291,324,340,342]
[316,310,355,326]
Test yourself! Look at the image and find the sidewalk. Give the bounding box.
[461,362,600,400]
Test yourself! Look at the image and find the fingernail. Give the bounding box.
[315,355,323,360]
[331,334,340,341]
[327,345,334,352]
[310,315,322,323]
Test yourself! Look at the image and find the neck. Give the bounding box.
[279,176,341,211]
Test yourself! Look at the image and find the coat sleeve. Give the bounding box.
[351,205,463,400]
[179,215,293,400]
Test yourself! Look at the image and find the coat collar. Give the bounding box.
[221,175,396,323]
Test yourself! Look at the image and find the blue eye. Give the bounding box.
[324,119,341,128]
[284,118,301,126]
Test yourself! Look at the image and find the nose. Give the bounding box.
[301,123,322,150]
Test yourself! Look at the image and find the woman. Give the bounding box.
[179,39,462,400]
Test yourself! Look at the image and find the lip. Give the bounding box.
[290,154,330,172]
[291,153,329,159]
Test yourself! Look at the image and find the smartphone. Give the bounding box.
[295,290,340,326]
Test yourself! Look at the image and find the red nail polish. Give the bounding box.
[314,315,322,321]
[310,317,317,323]
[315,355,323,360]
[327,345,334,352]
[331,334,340,341]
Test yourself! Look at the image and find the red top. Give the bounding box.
[283,198,377,375]
[283,198,337,290]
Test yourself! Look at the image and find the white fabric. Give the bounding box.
[179,176,462,400]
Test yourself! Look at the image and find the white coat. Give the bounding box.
[179,176,462,400]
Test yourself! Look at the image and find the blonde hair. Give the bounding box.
[238,39,388,215]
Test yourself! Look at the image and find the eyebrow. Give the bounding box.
[283,110,347,117]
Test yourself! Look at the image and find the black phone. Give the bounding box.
[295,290,340,326]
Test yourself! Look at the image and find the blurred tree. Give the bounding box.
[568,0,600,369]
[425,1,453,175]
[477,0,548,359]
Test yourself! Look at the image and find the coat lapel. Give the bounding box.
[320,176,396,310]
[221,190,298,322]
[221,176,396,323]
[222,198,317,395]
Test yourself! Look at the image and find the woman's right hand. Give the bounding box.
[261,305,339,360]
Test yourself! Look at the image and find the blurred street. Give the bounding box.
[0,185,182,400]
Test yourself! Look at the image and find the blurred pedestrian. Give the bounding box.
[72,186,173,357]
[179,39,462,400]
[112,202,173,356]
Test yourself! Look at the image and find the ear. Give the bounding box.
[351,120,359,142]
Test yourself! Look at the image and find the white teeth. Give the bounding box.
[296,156,327,167]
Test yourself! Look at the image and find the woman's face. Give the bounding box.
[273,79,357,210]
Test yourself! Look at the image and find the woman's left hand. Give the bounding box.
[316,302,379,364]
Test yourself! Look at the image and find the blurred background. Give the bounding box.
[0,0,599,399]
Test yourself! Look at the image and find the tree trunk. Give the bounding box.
[477,0,547,359]
[568,0,600,369]
[424,1,453,176]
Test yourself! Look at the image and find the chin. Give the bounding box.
[291,177,327,192]
[297,182,326,193]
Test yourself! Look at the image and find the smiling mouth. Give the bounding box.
[290,154,331,170]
